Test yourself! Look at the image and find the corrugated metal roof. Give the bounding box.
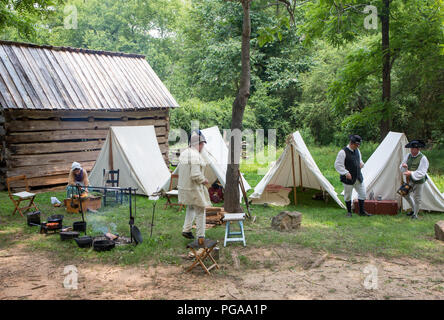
[0,40,179,110]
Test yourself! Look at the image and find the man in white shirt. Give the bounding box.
[178,130,211,242]
[399,140,429,220]
[335,135,372,217]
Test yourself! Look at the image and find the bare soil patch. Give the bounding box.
[1,244,443,300]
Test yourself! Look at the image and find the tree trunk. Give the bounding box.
[224,0,251,213]
[380,0,391,140]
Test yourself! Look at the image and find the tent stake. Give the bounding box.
[291,143,297,205]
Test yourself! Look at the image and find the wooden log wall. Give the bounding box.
[1,109,170,191]
[0,108,6,190]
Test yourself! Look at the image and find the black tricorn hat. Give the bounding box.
[405,140,426,148]
[349,134,362,144]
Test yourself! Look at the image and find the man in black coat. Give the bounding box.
[334,135,372,217]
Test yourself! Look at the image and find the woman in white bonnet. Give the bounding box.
[66,162,89,198]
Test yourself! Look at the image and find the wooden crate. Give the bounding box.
[64,196,102,214]
[353,199,398,215]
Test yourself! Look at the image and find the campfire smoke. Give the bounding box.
[86,209,118,235]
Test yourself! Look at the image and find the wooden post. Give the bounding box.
[290,144,297,206]
[399,169,404,213]
[238,169,251,219]
[298,154,303,189]
[109,132,114,182]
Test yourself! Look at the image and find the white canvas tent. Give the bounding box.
[351,131,444,212]
[89,126,171,196]
[162,126,251,195]
[250,131,346,209]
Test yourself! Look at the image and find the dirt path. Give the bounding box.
[0,244,443,300]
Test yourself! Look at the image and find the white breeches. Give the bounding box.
[182,205,206,238]
[343,180,366,202]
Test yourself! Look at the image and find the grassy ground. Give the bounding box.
[1,144,443,268]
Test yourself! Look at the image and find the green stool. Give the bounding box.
[223,213,246,247]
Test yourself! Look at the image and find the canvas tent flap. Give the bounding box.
[250,131,346,209]
[201,126,251,191]
[161,126,251,201]
[351,131,444,212]
[89,126,171,196]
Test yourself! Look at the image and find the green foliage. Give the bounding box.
[0,0,63,38]
[171,97,238,133]
[301,0,443,142]
[248,80,292,144]
[1,0,442,145]
[2,0,184,82]
[257,14,290,47]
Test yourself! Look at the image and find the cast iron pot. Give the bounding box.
[74,236,93,248]
[48,214,64,224]
[93,239,115,252]
[27,211,41,226]
[73,221,87,232]
[60,231,79,241]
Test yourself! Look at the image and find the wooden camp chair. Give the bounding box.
[186,239,219,275]
[6,175,38,217]
[102,169,122,206]
[164,174,184,211]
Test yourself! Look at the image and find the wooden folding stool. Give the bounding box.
[6,175,38,217]
[186,239,219,275]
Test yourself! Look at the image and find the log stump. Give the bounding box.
[271,211,302,232]
[435,221,444,241]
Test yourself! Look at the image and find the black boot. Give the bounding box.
[358,199,372,216]
[345,201,352,217]
[182,231,194,239]
[406,211,414,216]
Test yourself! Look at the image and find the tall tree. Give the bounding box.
[224,0,251,213]
[302,0,443,140]
[302,0,395,139]
[380,0,391,139]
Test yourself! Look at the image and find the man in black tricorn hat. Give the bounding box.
[399,140,429,219]
[335,135,372,217]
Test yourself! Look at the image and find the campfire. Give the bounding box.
[102,233,131,246]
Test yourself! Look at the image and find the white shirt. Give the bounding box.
[399,152,429,182]
[334,145,364,176]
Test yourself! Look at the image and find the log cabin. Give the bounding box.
[0,40,179,191]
